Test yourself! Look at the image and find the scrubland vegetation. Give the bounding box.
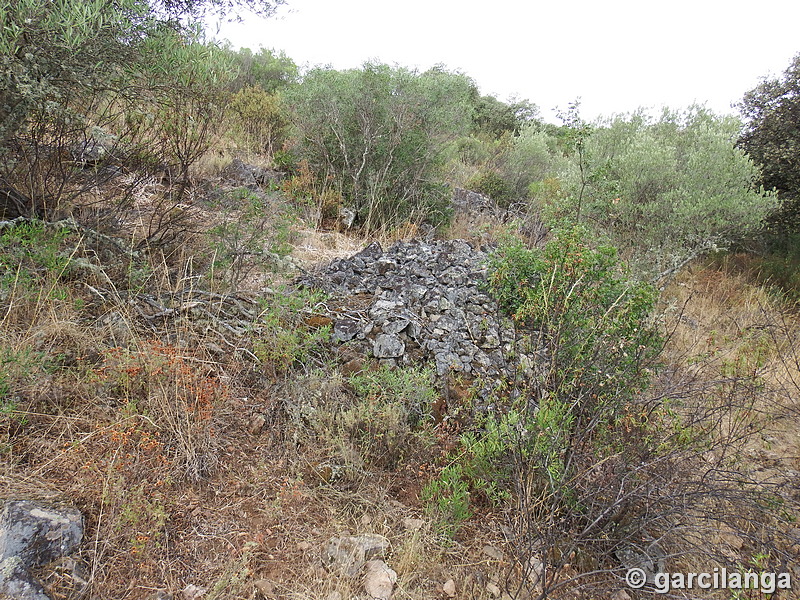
[1,1,799,599]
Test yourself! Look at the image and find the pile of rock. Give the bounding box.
[300,238,540,381]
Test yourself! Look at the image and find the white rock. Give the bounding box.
[324,534,391,577]
[442,578,456,597]
[363,559,397,600]
[182,584,206,600]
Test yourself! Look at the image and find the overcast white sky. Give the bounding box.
[210,0,800,123]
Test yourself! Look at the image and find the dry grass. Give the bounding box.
[656,260,800,588]
[0,215,521,600]
[662,261,800,448]
[5,176,800,600]
[291,228,366,266]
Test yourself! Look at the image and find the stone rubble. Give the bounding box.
[299,238,541,382]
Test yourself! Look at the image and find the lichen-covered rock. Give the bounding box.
[0,500,83,568]
[373,334,405,358]
[0,500,84,600]
[0,556,51,600]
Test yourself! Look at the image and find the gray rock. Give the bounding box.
[333,319,362,343]
[0,500,84,600]
[382,320,410,335]
[373,334,405,358]
[71,126,117,166]
[355,241,383,260]
[615,541,666,584]
[339,207,357,229]
[323,534,390,577]
[298,238,546,383]
[0,556,51,600]
[0,500,83,567]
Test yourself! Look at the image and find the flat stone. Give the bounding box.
[402,518,425,531]
[382,320,410,335]
[254,579,275,597]
[482,545,504,560]
[373,334,405,358]
[323,534,390,577]
[333,319,362,343]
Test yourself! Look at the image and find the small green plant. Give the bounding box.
[117,482,168,558]
[0,344,60,425]
[348,365,437,427]
[458,410,519,505]
[303,365,437,471]
[334,366,437,468]
[0,221,73,306]
[251,288,330,377]
[206,187,296,289]
[421,463,472,537]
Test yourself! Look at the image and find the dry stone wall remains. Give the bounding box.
[299,238,540,383]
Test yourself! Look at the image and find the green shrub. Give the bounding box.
[286,63,474,231]
[0,221,74,316]
[466,170,514,207]
[302,366,437,470]
[421,464,472,537]
[341,366,436,469]
[454,228,669,579]
[550,107,777,279]
[251,288,330,377]
[228,85,288,156]
[488,227,661,410]
[205,187,295,289]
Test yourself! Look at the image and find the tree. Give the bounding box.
[473,94,539,139]
[228,85,288,156]
[545,106,776,280]
[0,0,280,218]
[504,125,567,200]
[287,63,475,231]
[149,0,283,19]
[227,46,298,93]
[738,54,800,247]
